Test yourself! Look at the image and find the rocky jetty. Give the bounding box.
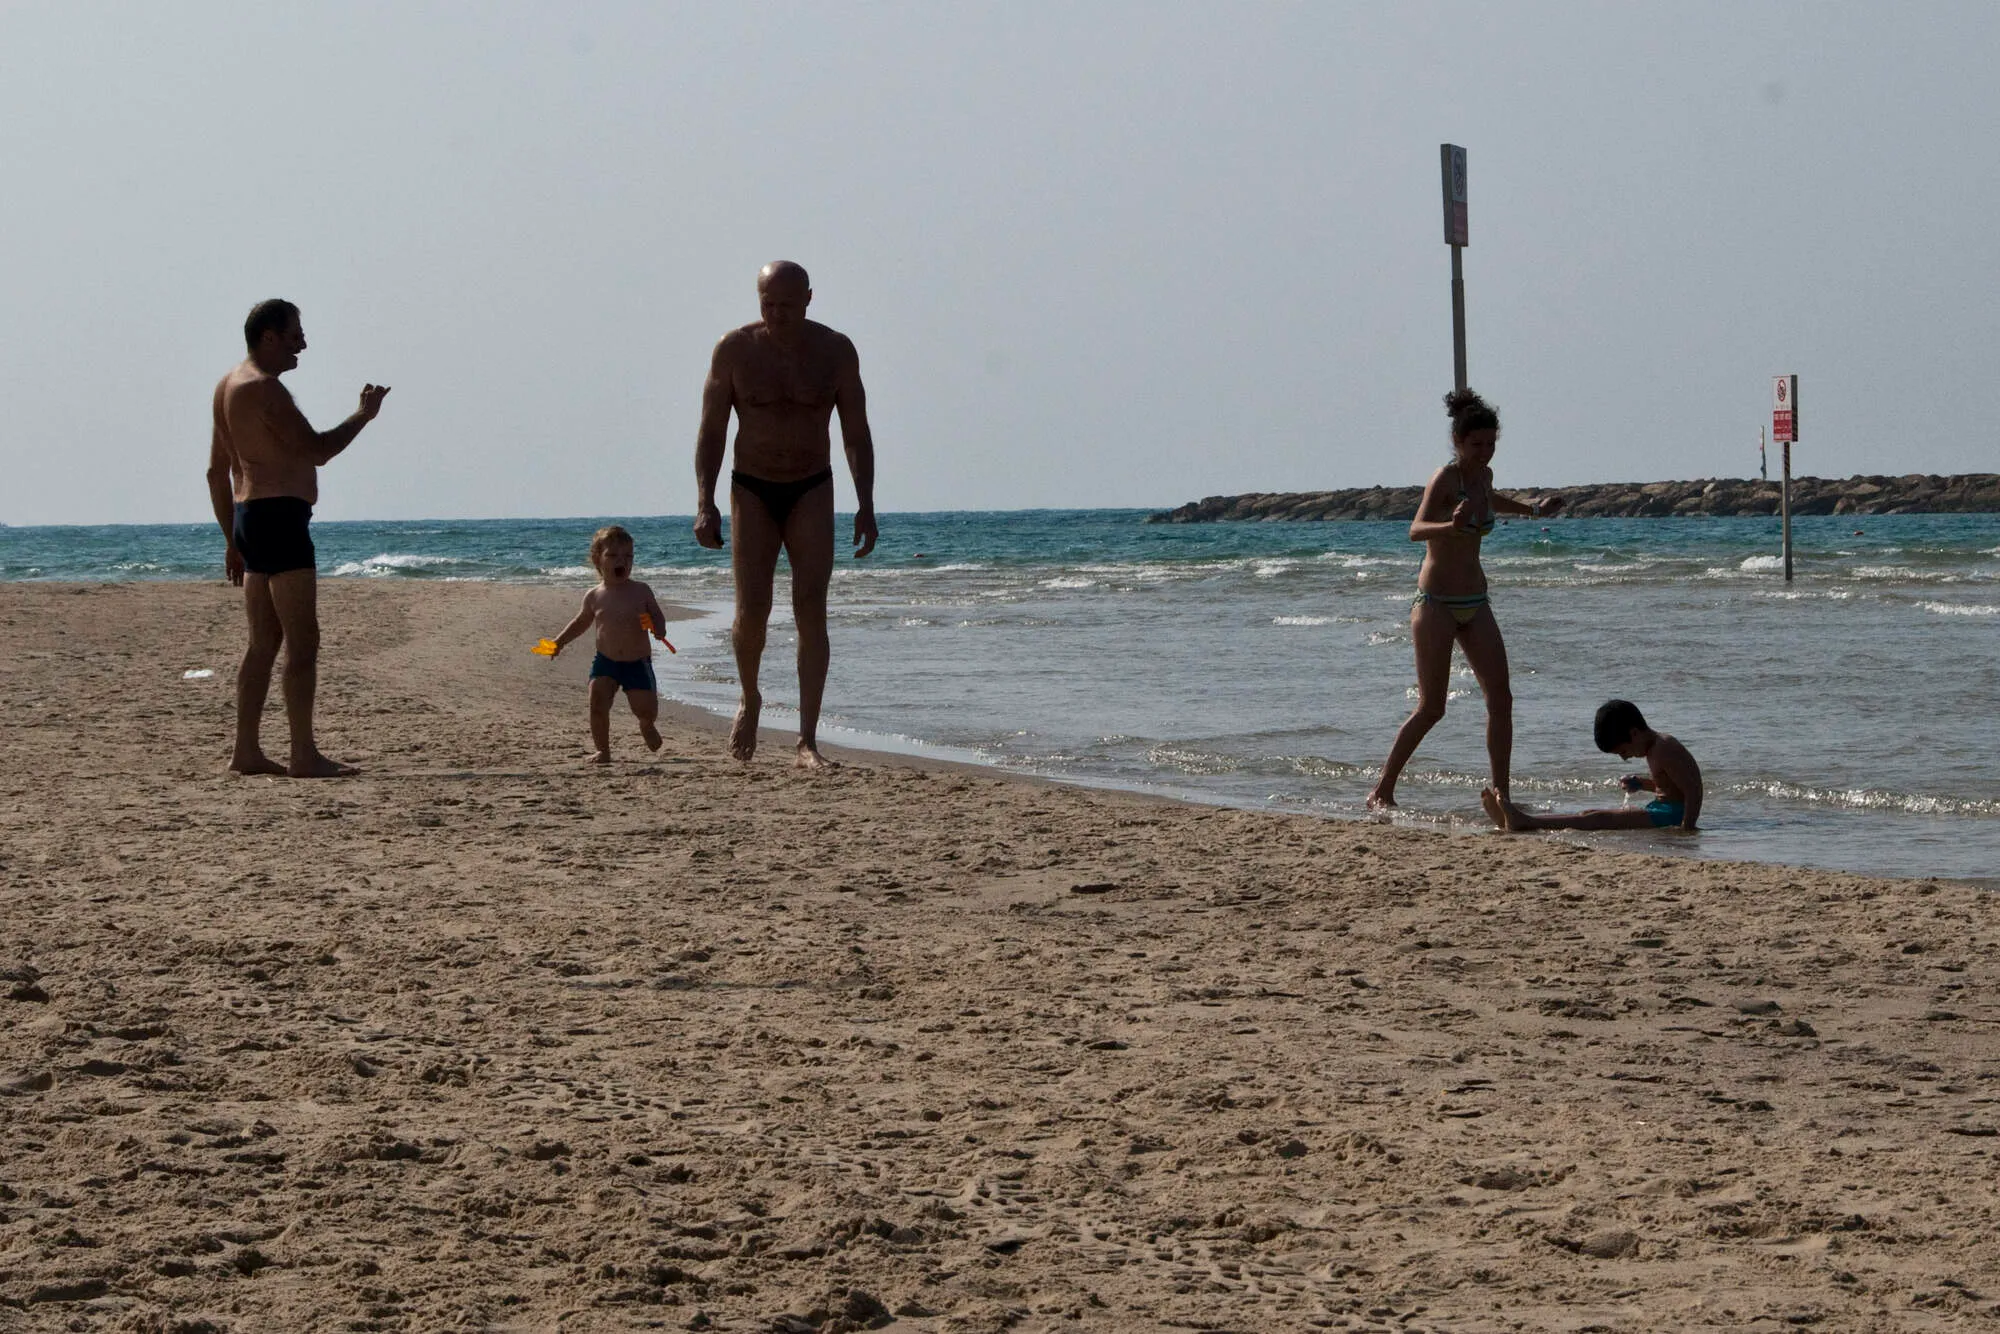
[1149,473,2000,523]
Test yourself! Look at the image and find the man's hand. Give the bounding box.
[853,507,878,559]
[693,502,725,550]
[225,543,245,586]
[357,384,391,422]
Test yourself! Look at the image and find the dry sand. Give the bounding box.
[2,579,1997,1333]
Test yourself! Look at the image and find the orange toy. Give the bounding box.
[640,614,677,654]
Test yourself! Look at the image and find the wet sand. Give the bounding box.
[2,580,1997,1333]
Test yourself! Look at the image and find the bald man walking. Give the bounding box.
[693,262,878,768]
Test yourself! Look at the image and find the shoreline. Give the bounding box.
[6,580,2000,1330]
[8,577,1990,890]
[639,604,2000,894]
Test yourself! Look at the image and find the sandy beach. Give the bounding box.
[2,579,1997,1333]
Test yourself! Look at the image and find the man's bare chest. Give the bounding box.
[733,349,839,411]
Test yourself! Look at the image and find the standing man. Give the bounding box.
[206,299,389,777]
[694,261,878,768]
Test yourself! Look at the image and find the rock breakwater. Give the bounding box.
[1149,473,2000,523]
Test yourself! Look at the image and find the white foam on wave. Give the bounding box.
[1921,601,2000,617]
[1483,553,1570,568]
[1072,561,1227,582]
[367,553,464,569]
[331,553,474,577]
[1739,555,1785,572]
[1272,615,1332,626]
[1040,575,1095,590]
[541,564,596,579]
[1318,552,1406,568]
[1734,779,2000,817]
[1252,559,1299,578]
[1146,744,1240,775]
[930,562,989,571]
[1853,565,1920,580]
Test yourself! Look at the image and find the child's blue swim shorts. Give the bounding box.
[589,653,657,693]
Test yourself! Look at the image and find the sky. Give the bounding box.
[3,2,1996,525]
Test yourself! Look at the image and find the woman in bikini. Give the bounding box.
[1366,388,1561,810]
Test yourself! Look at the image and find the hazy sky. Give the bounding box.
[4,2,1996,524]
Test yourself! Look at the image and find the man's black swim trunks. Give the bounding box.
[232,496,316,576]
[731,468,834,527]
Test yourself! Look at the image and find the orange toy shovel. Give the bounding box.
[640,615,677,653]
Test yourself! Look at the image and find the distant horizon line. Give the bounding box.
[8,470,1995,530]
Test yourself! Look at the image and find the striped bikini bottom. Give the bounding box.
[1413,588,1489,627]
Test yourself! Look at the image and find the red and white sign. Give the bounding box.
[1440,144,1468,246]
[1772,374,1797,443]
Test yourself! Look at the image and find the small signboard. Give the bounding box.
[1440,144,1468,246]
[1772,374,1798,443]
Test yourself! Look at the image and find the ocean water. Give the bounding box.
[5,510,1997,882]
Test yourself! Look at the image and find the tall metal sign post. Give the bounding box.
[1441,144,1469,391]
[1773,375,1798,581]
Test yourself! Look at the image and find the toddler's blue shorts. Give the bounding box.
[590,653,656,693]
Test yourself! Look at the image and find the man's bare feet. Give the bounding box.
[587,749,612,765]
[1481,787,1514,831]
[287,751,359,779]
[795,740,839,771]
[1365,788,1397,811]
[641,721,663,752]
[229,752,288,777]
[729,693,761,762]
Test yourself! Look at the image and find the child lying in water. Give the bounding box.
[1484,699,1702,832]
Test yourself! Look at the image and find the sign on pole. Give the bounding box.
[1772,375,1797,442]
[1440,145,1468,390]
[1773,375,1798,581]
[1440,145,1468,245]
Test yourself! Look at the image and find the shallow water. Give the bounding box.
[6,510,1996,881]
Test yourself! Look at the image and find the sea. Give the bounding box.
[5,510,1996,883]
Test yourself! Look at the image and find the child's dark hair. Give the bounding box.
[1443,386,1500,442]
[1593,699,1649,752]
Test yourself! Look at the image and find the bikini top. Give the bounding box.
[1455,482,1497,536]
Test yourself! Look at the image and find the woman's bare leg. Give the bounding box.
[1368,600,1458,808]
[1455,606,1513,799]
